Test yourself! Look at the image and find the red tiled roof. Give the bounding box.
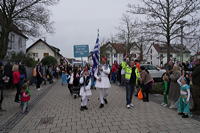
[111,43,126,53]
[153,44,190,53]
[101,42,126,54]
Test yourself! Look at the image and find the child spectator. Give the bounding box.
[161,73,170,107]
[20,82,30,113]
[61,70,70,85]
[177,75,191,118]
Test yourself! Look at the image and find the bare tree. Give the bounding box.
[0,0,59,59]
[117,14,152,61]
[117,14,135,54]
[128,0,200,62]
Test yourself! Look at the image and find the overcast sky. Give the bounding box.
[27,0,135,58]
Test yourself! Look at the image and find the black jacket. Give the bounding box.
[129,67,136,85]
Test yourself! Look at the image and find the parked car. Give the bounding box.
[140,64,166,82]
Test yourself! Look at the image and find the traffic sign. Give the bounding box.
[74,45,89,57]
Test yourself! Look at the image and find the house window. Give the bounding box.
[18,38,22,49]
[150,55,152,60]
[44,53,49,57]
[8,34,15,49]
[32,53,38,57]
[150,49,153,54]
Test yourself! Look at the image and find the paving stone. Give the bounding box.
[117,130,129,133]
[109,125,120,131]
[99,127,110,132]
[7,82,200,133]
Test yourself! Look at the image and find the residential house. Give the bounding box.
[100,42,126,66]
[26,39,62,62]
[0,16,28,57]
[146,43,191,66]
[100,42,143,66]
[193,52,200,60]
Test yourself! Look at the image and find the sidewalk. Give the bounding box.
[0,80,57,132]
[7,82,200,133]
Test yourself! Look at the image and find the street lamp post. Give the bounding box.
[177,20,187,63]
[0,26,2,38]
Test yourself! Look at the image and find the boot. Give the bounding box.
[99,104,104,108]
[80,106,84,111]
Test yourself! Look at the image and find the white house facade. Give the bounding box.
[26,39,62,62]
[100,43,126,66]
[0,22,27,57]
[146,44,191,67]
[7,31,27,56]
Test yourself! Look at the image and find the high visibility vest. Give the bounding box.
[121,61,140,81]
[135,68,140,84]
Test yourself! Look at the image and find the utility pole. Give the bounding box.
[180,24,184,62]
[177,20,187,63]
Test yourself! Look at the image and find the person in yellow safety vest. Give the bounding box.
[121,59,140,109]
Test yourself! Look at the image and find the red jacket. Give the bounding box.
[13,71,20,84]
[21,92,30,102]
[111,64,118,72]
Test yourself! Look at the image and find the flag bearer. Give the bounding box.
[95,57,111,108]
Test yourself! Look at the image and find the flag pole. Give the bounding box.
[97,29,100,65]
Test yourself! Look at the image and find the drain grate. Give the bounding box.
[39,117,54,125]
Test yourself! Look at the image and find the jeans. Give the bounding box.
[0,84,4,109]
[126,83,135,105]
[36,76,42,89]
[14,83,21,102]
[21,102,28,113]
[142,82,153,101]
[111,72,116,83]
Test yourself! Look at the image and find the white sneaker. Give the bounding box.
[163,104,167,107]
[130,103,134,107]
[169,105,176,109]
[126,105,131,109]
[37,88,41,91]
[161,103,165,106]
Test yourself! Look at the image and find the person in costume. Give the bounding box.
[79,67,92,111]
[94,57,111,108]
[177,75,191,118]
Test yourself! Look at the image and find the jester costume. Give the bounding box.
[177,77,191,117]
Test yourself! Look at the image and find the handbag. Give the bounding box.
[138,88,143,100]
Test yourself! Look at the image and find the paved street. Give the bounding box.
[0,82,57,132]
[2,81,200,133]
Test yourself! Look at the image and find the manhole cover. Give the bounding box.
[39,117,54,125]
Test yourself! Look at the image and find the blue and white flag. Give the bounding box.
[92,32,100,72]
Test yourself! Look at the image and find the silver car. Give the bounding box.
[140,64,166,81]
